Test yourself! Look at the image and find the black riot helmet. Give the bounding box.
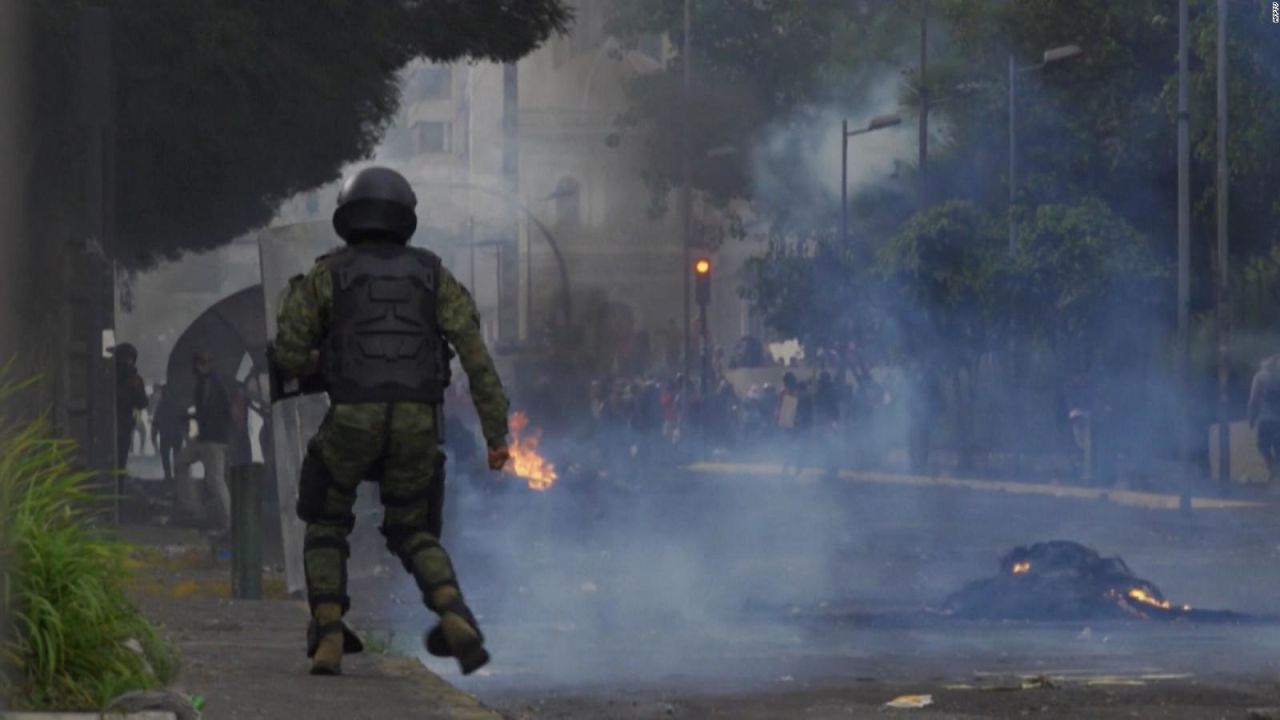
[332,166,418,243]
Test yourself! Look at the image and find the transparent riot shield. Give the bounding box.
[258,223,389,596]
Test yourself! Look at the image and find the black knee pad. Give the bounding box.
[297,446,335,523]
[379,521,431,556]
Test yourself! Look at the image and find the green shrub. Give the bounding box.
[1,409,178,710]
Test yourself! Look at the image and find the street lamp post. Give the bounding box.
[841,114,902,247]
[1006,43,1082,480]
[1007,44,1082,255]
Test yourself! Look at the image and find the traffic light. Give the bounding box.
[694,258,711,305]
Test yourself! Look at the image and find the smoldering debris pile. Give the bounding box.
[942,541,1255,624]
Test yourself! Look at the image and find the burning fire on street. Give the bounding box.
[504,411,558,491]
[942,541,1256,624]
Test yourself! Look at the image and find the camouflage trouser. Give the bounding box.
[298,402,460,615]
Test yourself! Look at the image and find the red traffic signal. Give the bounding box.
[694,258,711,275]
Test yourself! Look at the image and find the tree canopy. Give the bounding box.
[30,0,571,267]
[612,0,1280,373]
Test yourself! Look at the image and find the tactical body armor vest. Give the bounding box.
[322,244,445,404]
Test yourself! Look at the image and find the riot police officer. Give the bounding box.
[272,166,511,676]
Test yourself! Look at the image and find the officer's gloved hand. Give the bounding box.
[487,446,510,471]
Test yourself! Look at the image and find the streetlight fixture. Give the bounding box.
[1008,44,1084,254]
[1004,44,1083,481]
[1042,44,1083,64]
[841,113,902,246]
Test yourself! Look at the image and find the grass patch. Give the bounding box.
[1,408,179,710]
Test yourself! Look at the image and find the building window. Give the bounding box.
[553,176,580,226]
[405,65,452,102]
[413,121,452,155]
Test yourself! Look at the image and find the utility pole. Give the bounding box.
[841,119,848,246]
[500,63,519,345]
[1177,0,1191,476]
[680,0,693,394]
[842,115,902,249]
[918,4,928,205]
[74,7,118,519]
[1215,0,1231,492]
[1007,53,1017,255]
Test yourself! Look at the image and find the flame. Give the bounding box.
[505,412,557,491]
[1011,562,1031,575]
[1126,587,1172,610]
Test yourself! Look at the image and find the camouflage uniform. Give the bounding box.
[273,252,509,655]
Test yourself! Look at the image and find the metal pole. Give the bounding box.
[500,63,519,344]
[841,119,848,246]
[1007,53,1020,479]
[1007,53,1016,256]
[468,217,476,291]
[77,7,118,520]
[699,302,710,394]
[918,4,928,205]
[1215,0,1230,492]
[1177,0,1191,474]
[230,462,264,600]
[681,0,692,390]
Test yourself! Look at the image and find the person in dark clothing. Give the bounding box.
[150,382,188,483]
[228,380,254,467]
[174,351,233,529]
[814,372,841,475]
[113,343,150,473]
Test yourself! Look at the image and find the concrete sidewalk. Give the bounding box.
[136,596,498,720]
[120,526,499,720]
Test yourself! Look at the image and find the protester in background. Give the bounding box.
[1248,354,1280,487]
[150,382,188,483]
[112,342,149,474]
[173,351,232,530]
[228,379,254,466]
[777,372,802,474]
[1065,370,1094,485]
[133,395,151,456]
[814,371,841,476]
[147,382,164,454]
[660,375,681,442]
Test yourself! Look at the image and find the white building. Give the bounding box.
[126,0,763,385]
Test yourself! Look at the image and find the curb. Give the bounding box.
[687,461,1269,511]
[3,714,176,720]
[379,656,501,720]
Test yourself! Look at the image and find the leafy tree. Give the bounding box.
[880,200,1003,366]
[28,0,572,268]
[608,0,922,233]
[943,0,1280,310]
[1012,198,1166,357]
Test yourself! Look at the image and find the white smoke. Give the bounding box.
[751,74,921,222]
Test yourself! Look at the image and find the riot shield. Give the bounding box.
[258,223,389,596]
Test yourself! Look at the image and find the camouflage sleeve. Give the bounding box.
[437,266,509,448]
[273,262,332,377]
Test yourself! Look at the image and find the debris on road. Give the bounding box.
[884,694,933,709]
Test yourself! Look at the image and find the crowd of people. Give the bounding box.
[493,333,953,484]
[113,344,264,534]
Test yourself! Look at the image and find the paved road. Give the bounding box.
[439,465,1280,718]
[124,454,1280,718]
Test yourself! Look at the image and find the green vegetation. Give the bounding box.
[1,389,177,710]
